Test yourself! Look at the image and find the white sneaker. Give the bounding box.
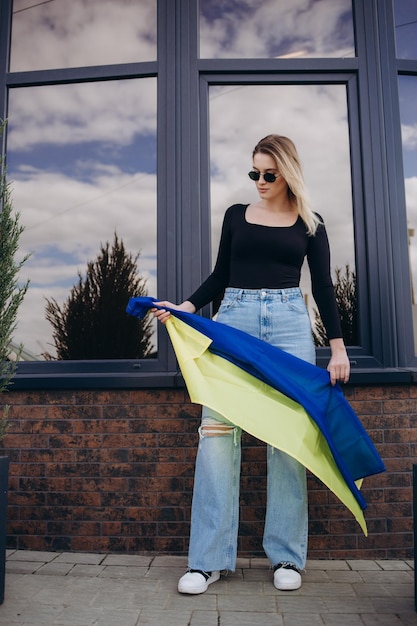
[273,563,302,591]
[178,569,220,594]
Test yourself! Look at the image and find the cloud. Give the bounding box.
[200,0,354,59]
[11,0,157,72]
[8,78,157,151]
[401,124,417,151]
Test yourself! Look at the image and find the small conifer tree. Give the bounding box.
[45,233,153,359]
[0,122,30,436]
[313,264,358,347]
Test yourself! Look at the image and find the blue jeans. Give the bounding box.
[188,288,316,572]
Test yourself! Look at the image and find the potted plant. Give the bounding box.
[0,120,30,604]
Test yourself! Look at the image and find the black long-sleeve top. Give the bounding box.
[188,203,342,340]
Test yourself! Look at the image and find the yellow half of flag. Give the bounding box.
[166,315,367,535]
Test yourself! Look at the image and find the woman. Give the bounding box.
[153,135,350,594]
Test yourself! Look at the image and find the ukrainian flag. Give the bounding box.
[127,296,385,535]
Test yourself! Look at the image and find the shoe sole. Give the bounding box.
[274,581,302,591]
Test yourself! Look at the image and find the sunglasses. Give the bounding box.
[248,170,280,183]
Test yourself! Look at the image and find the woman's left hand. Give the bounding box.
[327,338,350,385]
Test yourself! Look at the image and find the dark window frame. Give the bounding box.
[0,0,416,389]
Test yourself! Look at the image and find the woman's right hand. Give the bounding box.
[152,300,196,325]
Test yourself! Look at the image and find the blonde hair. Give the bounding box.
[252,135,321,235]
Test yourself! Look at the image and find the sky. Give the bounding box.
[5,0,417,359]
[200,0,355,59]
[10,0,157,71]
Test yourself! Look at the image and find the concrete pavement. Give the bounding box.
[1,550,415,625]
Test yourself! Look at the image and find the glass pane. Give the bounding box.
[7,78,157,360]
[398,75,417,353]
[394,0,417,60]
[10,0,157,72]
[200,0,355,59]
[208,84,357,345]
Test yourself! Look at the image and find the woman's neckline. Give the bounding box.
[243,204,299,228]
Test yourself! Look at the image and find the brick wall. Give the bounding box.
[1,384,415,559]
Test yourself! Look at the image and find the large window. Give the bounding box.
[0,0,415,386]
[7,79,157,360]
[394,1,417,357]
[398,77,417,353]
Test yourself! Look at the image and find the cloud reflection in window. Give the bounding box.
[10,0,157,72]
[199,0,355,59]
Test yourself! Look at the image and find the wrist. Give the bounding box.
[329,337,347,353]
[181,300,196,314]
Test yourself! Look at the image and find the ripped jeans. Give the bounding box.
[187,288,316,572]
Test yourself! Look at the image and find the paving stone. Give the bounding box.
[6,560,44,574]
[93,609,141,626]
[189,610,220,626]
[279,615,323,626]
[368,595,415,614]
[36,561,74,576]
[151,555,188,567]
[242,568,273,581]
[218,592,277,612]
[144,565,187,583]
[220,578,264,593]
[292,582,356,597]
[48,606,105,625]
[353,583,393,597]
[375,559,413,571]
[307,559,350,570]
[54,552,105,565]
[360,615,412,625]
[67,563,105,577]
[137,608,193,626]
[219,612,284,625]
[101,554,152,567]
[89,588,142,610]
[316,570,363,583]
[168,592,217,611]
[97,565,149,578]
[346,559,383,571]
[276,596,327,613]
[323,596,375,613]
[301,569,331,583]
[6,550,59,562]
[321,615,364,625]
[359,570,414,584]
[386,583,414,597]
